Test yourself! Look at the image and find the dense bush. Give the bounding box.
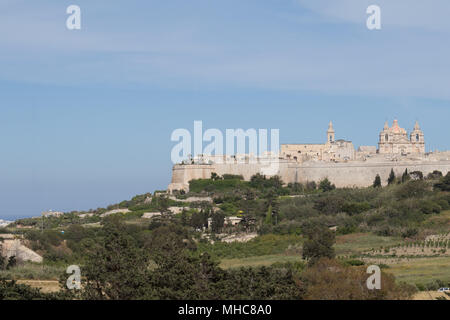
[65,219,305,300]
[418,200,442,215]
[189,178,246,193]
[301,258,415,300]
[434,172,450,192]
[0,278,59,300]
[395,180,430,199]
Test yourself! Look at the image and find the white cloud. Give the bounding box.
[295,0,450,31]
[0,1,449,101]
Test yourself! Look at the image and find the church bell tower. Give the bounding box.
[410,121,425,153]
[327,121,335,144]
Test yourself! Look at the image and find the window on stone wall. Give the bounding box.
[416,134,419,141]
[385,134,388,141]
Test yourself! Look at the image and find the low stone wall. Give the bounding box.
[168,195,213,203]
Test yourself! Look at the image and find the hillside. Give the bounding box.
[1,170,450,299]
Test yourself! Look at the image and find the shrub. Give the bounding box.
[436,199,450,210]
[341,201,371,215]
[189,178,245,193]
[222,174,244,180]
[302,224,335,264]
[313,194,346,215]
[427,170,443,180]
[318,178,336,192]
[401,228,418,239]
[395,180,429,199]
[306,181,317,191]
[434,172,450,192]
[301,258,416,300]
[419,200,441,215]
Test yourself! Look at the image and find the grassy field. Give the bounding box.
[335,233,403,256]
[421,210,450,232]
[219,233,450,290]
[199,234,304,259]
[386,256,450,286]
[218,233,405,269]
[220,254,303,269]
[0,262,64,280]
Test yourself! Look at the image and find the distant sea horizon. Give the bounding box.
[1,214,35,222]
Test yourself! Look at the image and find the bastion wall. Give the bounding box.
[168,159,450,192]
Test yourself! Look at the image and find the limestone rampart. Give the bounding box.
[168,159,450,192]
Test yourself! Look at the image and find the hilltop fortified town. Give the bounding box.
[168,120,450,192]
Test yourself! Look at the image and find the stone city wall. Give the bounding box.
[168,159,450,192]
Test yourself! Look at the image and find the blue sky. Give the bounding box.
[1,0,450,219]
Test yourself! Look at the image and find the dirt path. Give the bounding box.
[16,280,61,293]
[413,291,448,300]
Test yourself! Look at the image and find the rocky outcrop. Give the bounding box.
[1,239,43,263]
[142,212,161,219]
[0,219,13,228]
[100,208,131,217]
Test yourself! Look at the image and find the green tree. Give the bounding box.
[427,170,443,180]
[211,212,225,233]
[57,219,305,300]
[373,174,382,188]
[434,172,450,192]
[190,210,208,229]
[306,181,317,191]
[265,205,273,225]
[0,253,5,271]
[80,218,153,300]
[401,169,410,183]
[388,169,396,185]
[157,196,170,215]
[0,278,57,300]
[301,258,415,300]
[6,256,16,270]
[302,224,336,265]
[319,178,335,192]
[180,209,188,226]
[146,224,196,263]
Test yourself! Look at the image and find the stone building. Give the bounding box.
[357,146,377,157]
[378,120,425,155]
[280,122,355,162]
[167,119,449,193]
[42,210,64,217]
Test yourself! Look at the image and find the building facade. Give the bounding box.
[168,119,447,193]
[378,120,425,155]
[280,122,355,162]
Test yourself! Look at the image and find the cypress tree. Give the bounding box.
[388,169,396,185]
[373,174,382,188]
